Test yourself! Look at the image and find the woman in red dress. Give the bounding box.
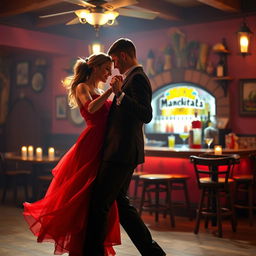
[23,53,121,256]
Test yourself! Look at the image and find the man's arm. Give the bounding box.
[115,74,152,124]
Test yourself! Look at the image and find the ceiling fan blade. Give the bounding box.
[39,10,76,18]
[66,17,80,25]
[64,0,96,8]
[118,7,158,20]
[102,0,138,11]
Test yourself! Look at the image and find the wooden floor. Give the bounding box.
[0,201,256,256]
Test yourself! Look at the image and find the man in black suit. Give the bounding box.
[83,38,166,256]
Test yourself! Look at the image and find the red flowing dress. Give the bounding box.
[23,96,121,256]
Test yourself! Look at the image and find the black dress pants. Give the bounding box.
[83,162,166,256]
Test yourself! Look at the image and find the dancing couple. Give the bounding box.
[23,38,166,256]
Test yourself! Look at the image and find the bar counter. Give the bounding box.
[145,146,256,158]
[142,146,256,204]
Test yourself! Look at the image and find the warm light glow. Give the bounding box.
[92,43,101,53]
[237,20,252,56]
[36,147,43,160]
[63,76,72,87]
[214,145,222,155]
[89,43,104,55]
[21,146,27,159]
[240,35,249,53]
[75,9,90,23]
[48,147,55,160]
[28,146,34,158]
[75,9,118,27]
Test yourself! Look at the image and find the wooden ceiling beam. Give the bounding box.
[0,0,63,17]
[136,0,183,21]
[197,0,241,12]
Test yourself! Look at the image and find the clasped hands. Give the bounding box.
[110,75,123,97]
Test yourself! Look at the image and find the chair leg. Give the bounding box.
[2,178,9,204]
[163,183,171,219]
[139,183,146,217]
[133,177,139,200]
[194,188,206,234]
[146,190,153,215]
[183,180,192,221]
[167,181,175,227]
[216,190,222,238]
[155,183,160,222]
[225,185,237,232]
[13,179,18,203]
[248,184,253,226]
[204,190,211,229]
[24,180,29,201]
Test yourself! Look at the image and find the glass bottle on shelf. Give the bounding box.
[189,111,202,149]
[216,57,225,77]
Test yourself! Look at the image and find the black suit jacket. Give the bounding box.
[102,66,152,165]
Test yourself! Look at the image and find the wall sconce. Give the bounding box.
[88,42,104,55]
[237,19,253,57]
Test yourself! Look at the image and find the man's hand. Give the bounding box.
[110,75,123,97]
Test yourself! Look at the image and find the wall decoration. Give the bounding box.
[31,71,45,92]
[16,61,29,86]
[240,79,256,116]
[0,72,10,124]
[69,107,84,126]
[145,50,156,77]
[56,95,67,119]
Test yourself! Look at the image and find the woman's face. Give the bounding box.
[95,61,112,83]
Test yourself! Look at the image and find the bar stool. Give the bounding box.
[233,153,256,226]
[139,174,177,227]
[190,154,239,237]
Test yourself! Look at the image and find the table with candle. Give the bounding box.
[4,149,60,201]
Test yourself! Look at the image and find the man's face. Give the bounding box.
[111,53,126,74]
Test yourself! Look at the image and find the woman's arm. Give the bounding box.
[76,83,112,113]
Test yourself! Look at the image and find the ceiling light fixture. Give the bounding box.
[75,9,119,29]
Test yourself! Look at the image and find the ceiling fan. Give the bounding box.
[39,0,159,30]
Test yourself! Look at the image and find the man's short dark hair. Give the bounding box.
[108,38,136,58]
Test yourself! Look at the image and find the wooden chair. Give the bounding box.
[233,153,256,226]
[0,152,31,203]
[190,154,239,237]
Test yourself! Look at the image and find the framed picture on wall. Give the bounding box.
[16,61,29,86]
[68,107,84,126]
[240,79,256,116]
[56,95,67,119]
[31,71,45,92]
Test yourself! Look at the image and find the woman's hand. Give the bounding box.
[110,75,123,96]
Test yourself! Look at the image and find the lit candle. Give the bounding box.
[21,146,27,159]
[36,147,43,160]
[48,147,55,160]
[214,145,222,155]
[28,145,34,158]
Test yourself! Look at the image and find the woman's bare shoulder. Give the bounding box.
[77,82,89,92]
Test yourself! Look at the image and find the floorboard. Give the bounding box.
[0,203,256,256]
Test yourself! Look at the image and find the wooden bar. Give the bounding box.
[145,146,256,158]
